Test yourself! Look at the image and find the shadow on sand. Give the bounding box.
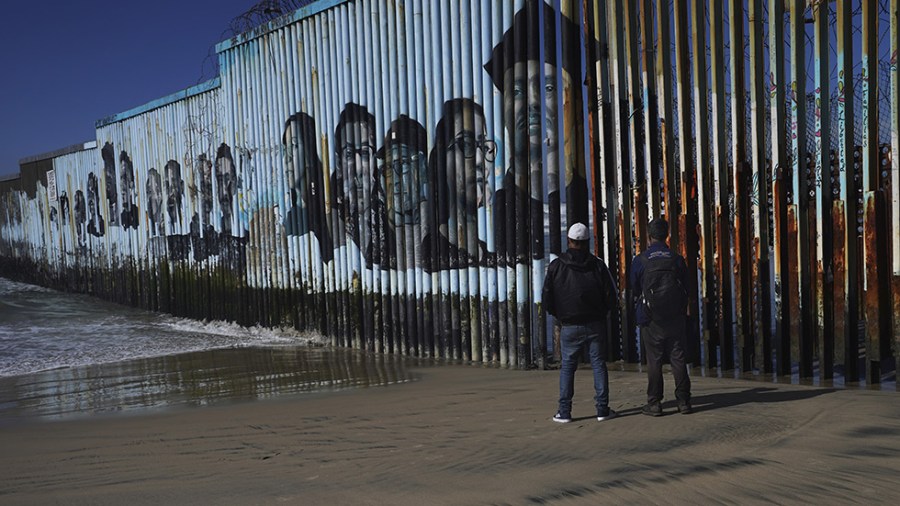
[612,386,837,418]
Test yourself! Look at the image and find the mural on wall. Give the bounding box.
[85,172,105,238]
[484,0,582,263]
[376,114,427,269]
[73,189,86,247]
[196,153,214,231]
[427,98,496,271]
[188,153,216,261]
[2,0,897,379]
[146,168,164,236]
[101,142,119,227]
[59,191,69,224]
[283,112,334,264]
[331,102,376,258]
[119,150,139,230]
[214,143,237,236]
[164,160,184,229]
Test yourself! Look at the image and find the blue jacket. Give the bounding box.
[630,241,688,326]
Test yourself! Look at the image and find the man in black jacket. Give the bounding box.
[542,223,618,423]
[630,218,692,416]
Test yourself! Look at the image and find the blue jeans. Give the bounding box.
[558,321,609,414]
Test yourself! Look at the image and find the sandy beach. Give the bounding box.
[2,363,900,505]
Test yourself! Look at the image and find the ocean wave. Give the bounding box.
[0,277,324,378]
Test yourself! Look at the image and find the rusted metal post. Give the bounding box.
[690,0,715,368]
[813,0,834,382]
[639,0,661,222]
[861,0,883,384]
[730,0,753,372]
[710,0,734,371]
[788,0,814,379]
[891,0,900,371]
[673,0,700,364]
[655,0,678,243]
[770,0,790,376]
[586,0,623,361]
[608,0,637,363]
[749,0,772,373]
[562,0,590,232]
[835,0,859,382]
[624,0,648,256]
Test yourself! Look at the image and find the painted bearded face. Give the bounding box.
[385,142,427,228]
[338,120,375,221]
[503,60,569,160]
[215,154,236,209]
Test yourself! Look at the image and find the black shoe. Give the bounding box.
[596,408,617,422]
[552,411,572,423]
[642,403,663,417]
[678,401,693,414]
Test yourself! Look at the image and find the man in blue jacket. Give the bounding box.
[542,223,618,423]
[631,218,692,416]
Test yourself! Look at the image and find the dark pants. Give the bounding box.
[641,319,691,405]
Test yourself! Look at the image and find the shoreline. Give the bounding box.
[2,363,900,504]
[1,345,896,425]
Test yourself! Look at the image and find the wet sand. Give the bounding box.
[2,362,900,505]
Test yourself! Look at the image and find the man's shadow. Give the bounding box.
[613,386,837,417]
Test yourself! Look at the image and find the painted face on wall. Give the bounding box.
[147,168,163,230]
[74,190,86,225]
[338,120,375,223]
[164,160,183,227]
[86,172,105,237]
[119,152,135,203]
[197,155,213,219]
[215,146,237,234]
[385,142,427,228]
[282,112,334,261]
[445,107,496,216]
[59,191,69,222]
[502,60,566,160]
[87,173,99,221]
[215,153,235,209]
[101,143,118,223]
[284,121,308,211]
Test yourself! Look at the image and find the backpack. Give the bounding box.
[640,250,687,322]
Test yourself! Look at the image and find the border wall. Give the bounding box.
[1,0,898,381]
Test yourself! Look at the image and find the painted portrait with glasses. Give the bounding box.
[426,98,497,272]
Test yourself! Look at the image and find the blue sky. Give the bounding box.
[0,0,256,178]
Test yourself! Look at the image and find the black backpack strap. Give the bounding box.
[594,258,617,314]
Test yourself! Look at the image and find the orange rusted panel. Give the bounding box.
[832,201,846,378]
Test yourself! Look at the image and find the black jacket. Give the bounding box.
[629,241,688,325]
[542,248,618,325]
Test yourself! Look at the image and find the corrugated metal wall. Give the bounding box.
[1,0,898,381]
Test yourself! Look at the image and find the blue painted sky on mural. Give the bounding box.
[0,0,257,178]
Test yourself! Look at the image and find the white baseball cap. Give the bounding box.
[567,223,590,241]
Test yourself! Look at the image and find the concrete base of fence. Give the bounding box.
[2,363,899,504]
